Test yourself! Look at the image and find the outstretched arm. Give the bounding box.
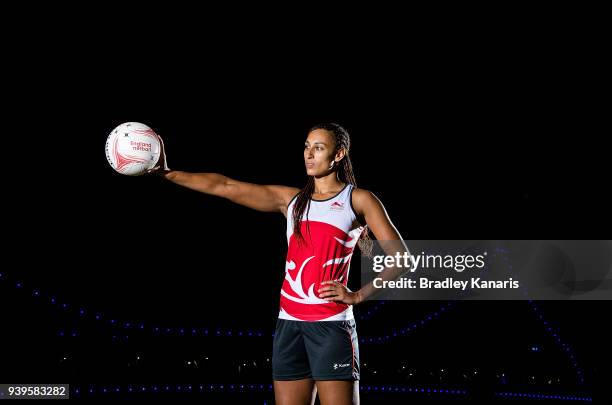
[164,171,299,215]
[152,135,299,216]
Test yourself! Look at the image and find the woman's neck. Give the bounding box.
[313,173,345,195]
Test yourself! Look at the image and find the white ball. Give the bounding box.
[105,122,161,176]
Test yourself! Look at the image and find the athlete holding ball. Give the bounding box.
[148,123,407,405]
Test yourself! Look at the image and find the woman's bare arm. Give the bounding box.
[164,171,299,215]
[152,135,299,215]
[352,188,410,303]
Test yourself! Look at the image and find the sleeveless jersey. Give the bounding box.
[278,184,365,321]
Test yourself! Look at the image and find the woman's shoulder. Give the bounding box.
[351,186,376,200]
[350,187,379,216]
[282,186,301,207]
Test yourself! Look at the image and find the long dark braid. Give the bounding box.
[292,123,373,257]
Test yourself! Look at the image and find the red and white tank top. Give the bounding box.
[279,183,365,321]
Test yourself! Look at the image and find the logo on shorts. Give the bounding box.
[330,201,345,211]
[333,362,350,370]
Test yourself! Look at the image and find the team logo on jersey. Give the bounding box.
[330,201,345,211]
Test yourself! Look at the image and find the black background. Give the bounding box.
[1,18,609,402]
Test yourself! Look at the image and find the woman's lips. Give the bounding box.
[306,163,314,168]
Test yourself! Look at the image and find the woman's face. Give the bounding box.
[304,129,339,176]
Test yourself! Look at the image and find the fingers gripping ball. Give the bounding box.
[105,122,161,176]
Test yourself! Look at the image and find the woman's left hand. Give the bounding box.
[318,280,362,305]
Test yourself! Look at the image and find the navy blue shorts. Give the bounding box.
[272,318,360,381]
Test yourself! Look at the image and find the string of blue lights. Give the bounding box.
[64,383,593,401]
[494,249,586,386]
[68,383,470,396]
[494,391,592,402]
[1,271,455,345]
[0,247,589,387]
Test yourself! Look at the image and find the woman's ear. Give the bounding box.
[335,147,346,162]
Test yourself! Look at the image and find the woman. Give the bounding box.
[152,123,405,405]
